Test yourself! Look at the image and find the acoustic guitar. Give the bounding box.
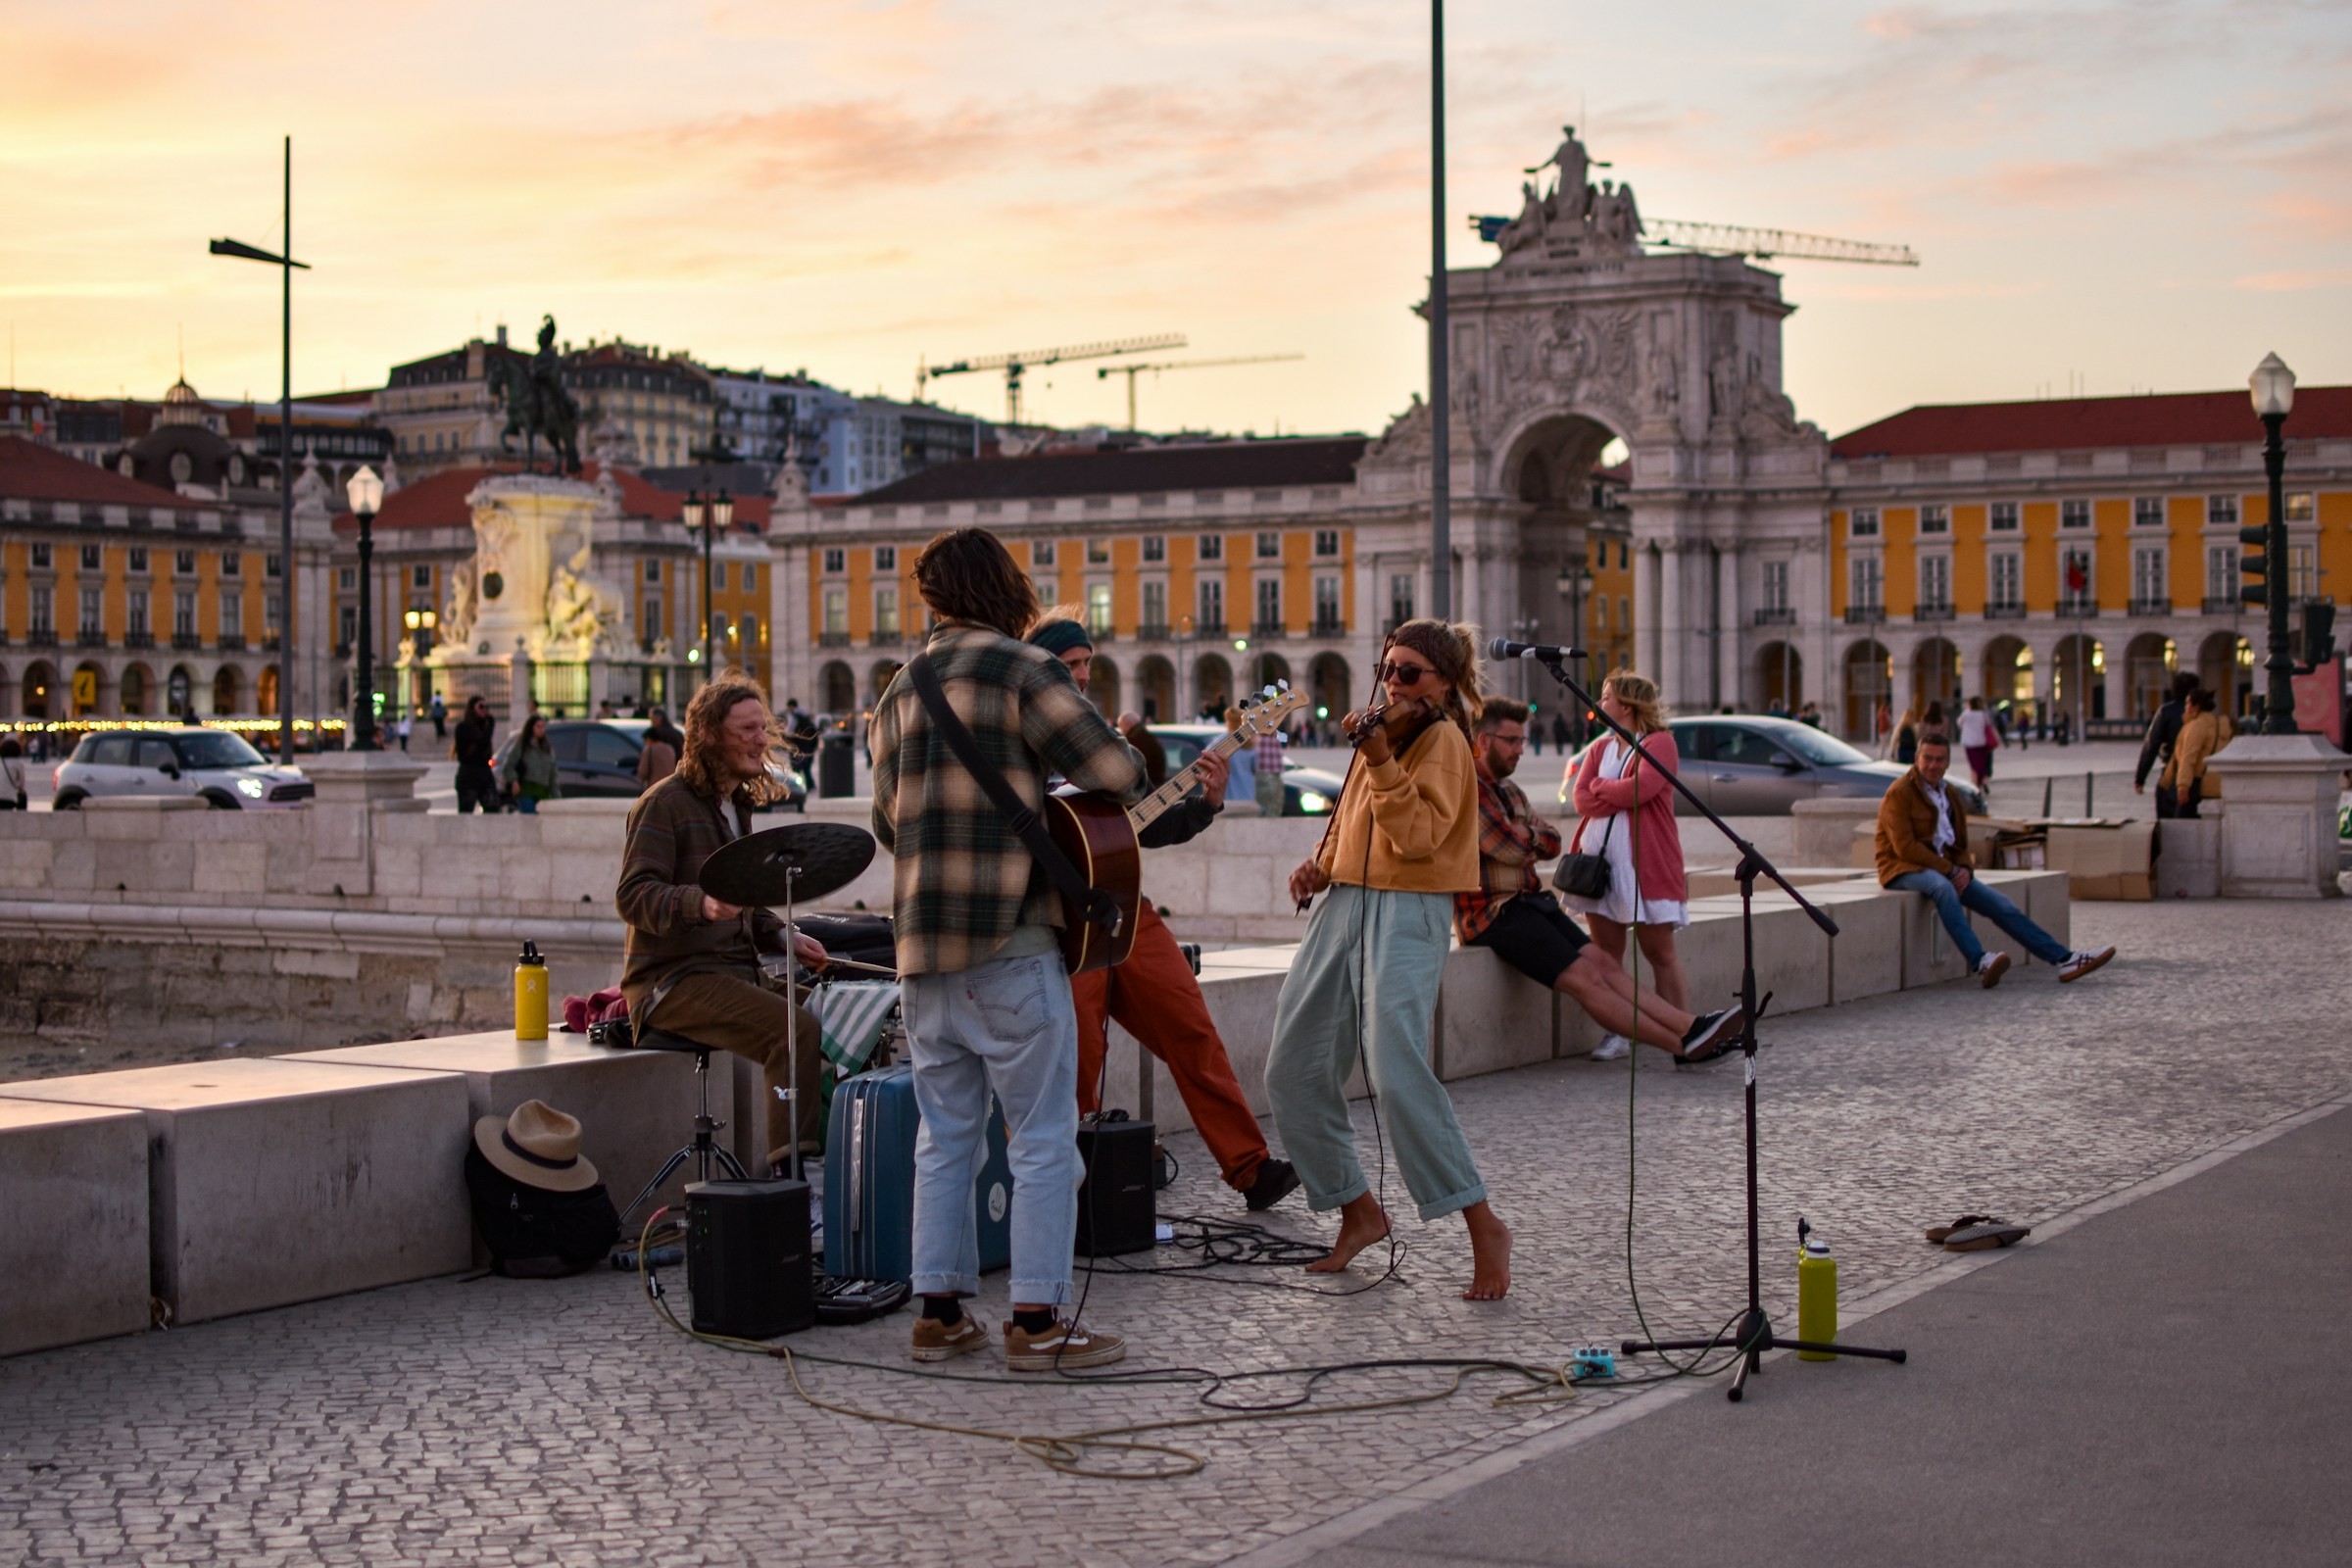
[1043,683,1312,973]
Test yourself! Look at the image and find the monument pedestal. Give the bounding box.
[303,750,429,897]
[2206,732,2349,899]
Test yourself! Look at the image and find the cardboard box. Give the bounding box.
[2031,817,2156,901]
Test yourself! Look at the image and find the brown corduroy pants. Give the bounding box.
[653,970,824,1168]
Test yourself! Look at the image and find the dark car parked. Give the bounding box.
[1554,714,1987,816]
[493,719,807,808]
[1147,724,1343,816]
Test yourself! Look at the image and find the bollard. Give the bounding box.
[2084,769,2094,816]
[2041,777,2053,815]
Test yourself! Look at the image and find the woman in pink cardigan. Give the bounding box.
[1560,670,1691,1060]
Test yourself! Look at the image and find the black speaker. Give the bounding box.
[1076,1120,1157,1257]
[686,1178,813,1338]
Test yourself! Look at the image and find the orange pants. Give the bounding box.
[1072,901,1270,1191]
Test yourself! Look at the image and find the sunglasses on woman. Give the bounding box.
[1375,661,1436,685]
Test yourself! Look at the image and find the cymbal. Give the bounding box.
[701,821,876,907]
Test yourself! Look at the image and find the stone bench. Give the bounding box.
[286,1031,706,1220]
[0,1100,151,1356]
[1,1058,473,1327]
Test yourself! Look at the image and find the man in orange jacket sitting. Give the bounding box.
[1876,734,2115,987]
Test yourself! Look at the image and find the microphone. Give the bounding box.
[1488,637,1587,662]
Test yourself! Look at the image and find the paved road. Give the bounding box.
[1,897,2347,1566]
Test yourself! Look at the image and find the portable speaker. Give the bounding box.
[686,1178,814,1338]
[1076,1119,1157,1257]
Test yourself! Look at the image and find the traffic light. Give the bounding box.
[2239,522,2271,608]
[2303,600,2337,667]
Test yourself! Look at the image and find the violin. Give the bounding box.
[1341,695,1444,762]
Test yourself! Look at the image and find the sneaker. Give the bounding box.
[909,1313,988,1363]
[1977,952,2011,990]
[1242,1157,1301,1212]
[1004,1318,1127,1372]
[1679,1007,1745,1063]
[2058,946,2116,983]
[1591,1034,1632,1062]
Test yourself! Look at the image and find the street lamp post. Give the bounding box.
[2249,353,2300,735]
[404,608,438,713]
[345,466,383,752]
[681,489,733,686]
[209,135,308,764]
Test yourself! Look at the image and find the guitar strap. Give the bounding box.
[904,652,1124,943]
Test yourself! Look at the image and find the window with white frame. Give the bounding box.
[1086,583,1113,635]
[822,587,848,636]
[1033,572,1058,605]
[220,551,241,577]
[2206,546,2235,604]
[127,589,149,637]
[1197,577,1224,628]
[712,563,727,591]
[2133,496,2166,529]
[79,543,101,570]
[1920,504,1949,535]
[1198,534,1223,562]
[1919,554,1951,608]
[29,542,51,569]
[2132,547,2167,607]
[2285,492,2316,524]
[408,564,427,590]
[1989,501,2020,533]
[1031,539,1055,567]
[1594,596,1610,631]
[1990,552,2023,609]
[339,605,357,647]
[174,549,195,575]
[28,585,53,634]
[1254,577,1281,629]
[2060,547,2094,608]
[2291,544,2317,600]
[2207,494,2239,525]
[1141,580,1167,628]
[645,560,662,584]
[821,548,845,574]
[1313,529,1340,558]
[127,547,148,574]
[740,612,759,647]
[1848,507,1881,539]
[1087,539,1109,566]
[1141,535,1164,564]
[219,588,242,638]
[1313,574,1341,629]
[874,587,899,637]
[641,596,662,641]
[1760,559,1789,612]
[2060,499,2091,530]
[1388,573,1414,626]
[873,545,895,572]
[1617,593,1629,629]
[79,586,102,635]
[740,562,757,593]
[1255,531,1280,561]
[1850,556,1883,609]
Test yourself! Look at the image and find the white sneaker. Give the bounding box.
[2058,946,2116,983]
[1591,1034,1632,1061]
[1977,952,2011,989]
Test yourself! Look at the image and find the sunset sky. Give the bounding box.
[3,0,2346,443]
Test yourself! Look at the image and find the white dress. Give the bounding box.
[1558,739,1690,929]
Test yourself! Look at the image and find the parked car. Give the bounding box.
[1147,724,1343,815]
[1553,714,1987,816]
[52,726,313,809]
[490,719,807,809]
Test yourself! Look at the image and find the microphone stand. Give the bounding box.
[1524,652,1905,1401]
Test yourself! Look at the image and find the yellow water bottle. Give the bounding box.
[1796,1217,1838,1361]
[514,940,549,1040]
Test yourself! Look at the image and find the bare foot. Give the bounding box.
[1462,1202,1512,1300]
[1304,1195,1391,1274]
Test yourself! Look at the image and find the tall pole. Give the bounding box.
[1427,0,1450,625]
[2260,412,2300,734]
[353,510,378,751]
[702,521,715,685]
[277,135,296,763]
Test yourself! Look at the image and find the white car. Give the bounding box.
[52,726,313,809]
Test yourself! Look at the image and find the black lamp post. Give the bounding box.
[345,466,383,751]
[2249,352,2300,734]
[681,489,733,686]
[209,135,308,764]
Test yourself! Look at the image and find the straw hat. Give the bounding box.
[473,1100,599,1193]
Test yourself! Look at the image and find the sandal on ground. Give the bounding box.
[1924,1214,1999,1244]
[1942,1220,2032,1252]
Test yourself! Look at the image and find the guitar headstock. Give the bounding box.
[1239,682,1310,736]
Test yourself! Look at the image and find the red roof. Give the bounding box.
[1832,386,2352,460]
[332,463,770,533]
[851,437,1369,505]
[0,434,222,510]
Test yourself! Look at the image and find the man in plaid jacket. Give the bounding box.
[868,529,1147,1372]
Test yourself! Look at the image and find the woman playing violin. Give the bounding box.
[1268,618,1513,1300]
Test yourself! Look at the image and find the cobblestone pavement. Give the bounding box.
[3,899,2347,1567]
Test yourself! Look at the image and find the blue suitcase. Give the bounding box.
[823,1063,1012,1283]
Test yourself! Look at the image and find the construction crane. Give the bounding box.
[915,332,1186,423]
[1096,354,1306,430]
[1470,213,1918,267]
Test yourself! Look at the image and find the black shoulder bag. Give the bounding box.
[1550,745,1628,901]
[903,652,1124,947]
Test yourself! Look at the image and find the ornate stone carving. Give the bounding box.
[1493,125,1643,267]
[1364,395,1433,466]
[1492,305,1638,431]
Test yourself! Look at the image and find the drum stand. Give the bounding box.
[781,862,805,1183]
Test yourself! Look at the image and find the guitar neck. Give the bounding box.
[1129,726,1255,832]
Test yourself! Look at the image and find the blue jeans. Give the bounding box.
[900,950,1080,1306]
[1888,869,2070,970]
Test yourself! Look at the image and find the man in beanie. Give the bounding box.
[1028,611,1300,1212]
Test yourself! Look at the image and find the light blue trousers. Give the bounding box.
[901,950,1081,1305]
[1265,884,1488,1223]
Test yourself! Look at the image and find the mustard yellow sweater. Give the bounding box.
[1314,717,1481,893]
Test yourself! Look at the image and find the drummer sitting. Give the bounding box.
[617,675,832,1171]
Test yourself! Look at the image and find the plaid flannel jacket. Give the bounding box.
[870,622,1147,976]
[1452,769,1563,942]
[616,772,784,1015]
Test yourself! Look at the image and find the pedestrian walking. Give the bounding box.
[0,737,27,810]
[1253,713,1287,817]
[429,693,447,742]
[1559,669,1693,1063]
[1956,696,2001,793]
[453,696,499,813]
[2160,687,2231,818]
[504,713,560,813]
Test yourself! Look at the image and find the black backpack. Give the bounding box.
[464,1145,621,1278]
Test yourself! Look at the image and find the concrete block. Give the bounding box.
[1816,887,1905,1003]
[288,1030,704,1219]
[1438,946,1553,1080]
[2021,869,2072,956]
[1899,883,1974,989]
[2,1058,473,1325]
[2156,818,2223,900]
[1195,968,1297,1116]
[1789,798,1884,868]
[0,1100,151,1357]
